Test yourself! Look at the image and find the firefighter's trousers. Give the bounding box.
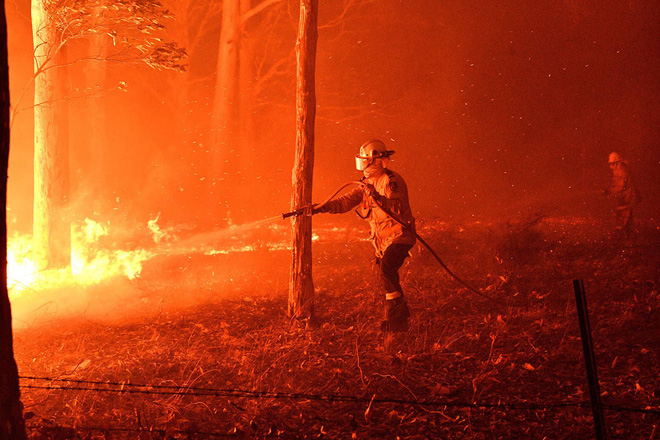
[375,243,413,331]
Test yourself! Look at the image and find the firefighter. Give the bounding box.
[604,151,641,238]
[313,140,416,332]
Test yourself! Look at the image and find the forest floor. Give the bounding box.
[13,215,660,439]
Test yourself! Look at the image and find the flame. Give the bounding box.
[148,213,176,244]
[7,232,38,292]
[70,219,152,284]
[8,215,321,300]
[7,218,153,299]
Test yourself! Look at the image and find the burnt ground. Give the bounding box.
[13,216,660,439]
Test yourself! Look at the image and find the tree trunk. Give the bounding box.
[288,0,317,321]
[32,1,71,270]
[211,0,241,220]
[236,0,255,220]
[0,1,28,437]
[238,0,253,169]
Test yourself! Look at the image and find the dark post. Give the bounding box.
[573,279,607,440]
[1,0,28,436]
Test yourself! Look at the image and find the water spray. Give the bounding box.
[156,215,284,257]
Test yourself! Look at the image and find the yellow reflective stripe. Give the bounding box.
[385,292,402,300]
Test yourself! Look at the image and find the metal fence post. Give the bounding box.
[573,279,607,440]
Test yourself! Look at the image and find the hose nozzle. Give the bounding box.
[282,205,312,219]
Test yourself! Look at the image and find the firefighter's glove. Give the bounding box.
[363,184,380,201]
[313,204,328,214]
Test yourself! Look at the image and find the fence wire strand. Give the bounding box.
[21,374,659,413]
[20,375,660,437]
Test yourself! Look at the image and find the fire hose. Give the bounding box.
[283,181,509,306]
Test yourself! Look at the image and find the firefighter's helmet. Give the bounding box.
[355,139,395,171]
[608,151,624,164]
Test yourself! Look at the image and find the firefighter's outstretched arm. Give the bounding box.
[315,187,363,214]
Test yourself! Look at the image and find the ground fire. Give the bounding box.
[1,0,659,439]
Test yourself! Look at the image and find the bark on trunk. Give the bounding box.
[0,1,28,437]
[32,1,71,270]
[288,0,317,321]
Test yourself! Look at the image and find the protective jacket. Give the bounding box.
[320,169,416,256]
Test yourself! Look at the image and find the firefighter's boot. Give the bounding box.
[380,292,410,333]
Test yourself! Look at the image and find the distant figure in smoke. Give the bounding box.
[604,151,641,238]
[313,140,416,332]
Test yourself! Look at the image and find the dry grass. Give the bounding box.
[14,216,660,439]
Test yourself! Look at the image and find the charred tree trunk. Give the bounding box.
[32,1,71,270]
[0,1,28,437]
[288,0,317,321]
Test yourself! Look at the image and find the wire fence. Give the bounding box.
[18,373,660,438]
[19,383,582,410]
[20,375,660,413]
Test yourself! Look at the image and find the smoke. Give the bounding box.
[5,0,659,331]
[9,217,292,330]
[8,0,659,232]
[11,278,145,329]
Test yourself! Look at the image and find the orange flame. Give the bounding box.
[8,218,153,299]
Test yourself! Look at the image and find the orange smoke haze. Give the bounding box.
[4,0,659,323]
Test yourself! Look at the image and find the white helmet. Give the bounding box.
[355,139,395,170]
[608,151,624,164]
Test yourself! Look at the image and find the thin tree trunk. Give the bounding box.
[288,0,317,321]
[0,1,28,436]
[238,0,253,189]
[32,1,71,270]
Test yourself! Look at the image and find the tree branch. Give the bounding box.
[318,0,377,30]
[241,0,282,25]
[253,49,294,97]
